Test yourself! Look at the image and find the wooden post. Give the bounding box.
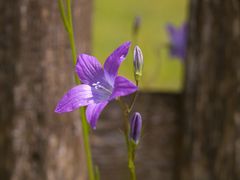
[180,0,240,179]
[0,0,92,179]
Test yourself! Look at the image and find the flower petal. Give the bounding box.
[55,84,94,113]
[166,24,181,43]
[86,101,108,129]
[166,23,187,60]
[103,41,131,83]
[166,24,176,37]
[110,76,138,100]
[76,54,104,85]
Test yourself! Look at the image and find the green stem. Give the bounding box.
[66,0,77,64]
[118,98,137,180]
[80,107,95,180]
[57,0,70,33]
[117,99,129,136]
[57,1,95,180]
[129,158,136,180]
[128,91,138,113]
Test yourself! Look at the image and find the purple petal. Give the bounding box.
[166,24,176,38]
[76,54,104,85]
[166,23,188,60]
[86,101,108,129]
[166,23,182,44]
[110,76,138,100]
[103,41,131,83]
[55,84,94,113]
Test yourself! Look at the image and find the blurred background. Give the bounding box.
[0,0,240,180]
[93,0,187,92]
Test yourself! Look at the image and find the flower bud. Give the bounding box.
[132,16,141,36]
[133,46,143,82]
[130,112,142,144]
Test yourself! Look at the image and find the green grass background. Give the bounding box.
[93,0,188,92]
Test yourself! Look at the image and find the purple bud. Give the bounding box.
[133,46,143,82]
[130,112,142,144]
[132,16,141,36]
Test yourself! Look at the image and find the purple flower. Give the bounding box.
[130,112,142,144]
[166,23,188,60]
[55,41,138,129]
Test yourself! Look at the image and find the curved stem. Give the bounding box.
[128,91,138,113]
[57,0,70,33]
[66,0,77,64]
[57,1,95,179]
[128,79,139,113]
[117,99,129,136]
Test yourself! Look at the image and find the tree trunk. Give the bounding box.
[181,0,240,179]
[0,0,92,179]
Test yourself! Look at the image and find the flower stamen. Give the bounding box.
[92,81,112,94]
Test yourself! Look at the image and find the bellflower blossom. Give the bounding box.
[55,41,138,129]
[166,23,188,60]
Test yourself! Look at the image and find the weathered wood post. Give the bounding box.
[180,0,240,179]
[0,0,92,179]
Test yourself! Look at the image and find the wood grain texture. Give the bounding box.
[0,0,92,179]
[180,0,240,179]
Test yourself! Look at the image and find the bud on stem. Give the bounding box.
[133,46,143,83]
[130,112,142,144]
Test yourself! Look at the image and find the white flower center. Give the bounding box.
[92,81,112,94]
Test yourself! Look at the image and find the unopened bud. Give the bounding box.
[133,46,143,82]
[132,16,141,36]
[130,112,142,144]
